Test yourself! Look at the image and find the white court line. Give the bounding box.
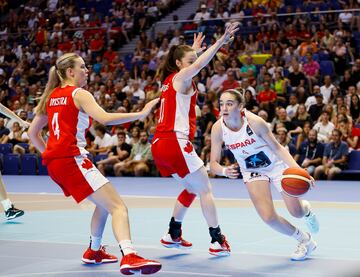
[0,270,231,277]
[8,192,360,205]
[0,238,359,262]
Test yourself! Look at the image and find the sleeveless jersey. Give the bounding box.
[42,85,92,160]
[221,110,281,173]
[155,72,198,140]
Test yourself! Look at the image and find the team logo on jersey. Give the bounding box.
[245,151,271,169]
[184,141,193,154]
[160,84,169,93]
[246,125,253,136]
[81,158,93,170]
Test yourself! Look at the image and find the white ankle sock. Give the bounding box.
[90,235,102,251]
[119,240,137,256]
[292,228,309,242]
[1,199,12,211]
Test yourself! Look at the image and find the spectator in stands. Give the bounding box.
[257,81,277,118]
[87,124,113,156]
[313,111,335,143]
[320,75,335,104]
[286,94,299,119]
[273,107,302,137]
[292,104,311,128]
[113,130,152,176]
[239,55,257,79]
[96,131,132,176]
[194,4,210,23]
[216,69,241,93]
[350,94,360,121]
[199,101,217,138]
[244,89,259,114]
[295,129,324,176]
[338,118,359,150]
[308,93,325,122]
[0,117,10,143]
[314,129,349,180]
[275,126,296,156]
[303,52,320,93]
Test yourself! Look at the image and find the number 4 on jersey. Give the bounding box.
[51,112,60,139]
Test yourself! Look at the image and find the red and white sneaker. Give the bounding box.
[120,253,161,275]
[209,236,231,257]
[160,233,192,249]
[82,246,118,264]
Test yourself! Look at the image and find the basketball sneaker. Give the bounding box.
[120,253,161,275]
[82,245,118,264]
[291,233,317,261]
[5,205,24,220]
[160,233,192,249]
[302,200,319,234]
[209,235,231,256]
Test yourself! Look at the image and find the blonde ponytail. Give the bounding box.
[35,66,60,115]
[34,53,81,115]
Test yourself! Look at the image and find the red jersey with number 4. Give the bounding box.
[42,85,92,160]
[156,72,198,140]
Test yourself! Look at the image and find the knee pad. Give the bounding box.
[177,189,196,208]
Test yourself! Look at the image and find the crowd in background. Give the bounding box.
[0,0,360,180]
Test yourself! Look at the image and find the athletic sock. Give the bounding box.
[90,235,102,251]
[119,240,137,256]
[292,228,310,242]
[1,199,12,211]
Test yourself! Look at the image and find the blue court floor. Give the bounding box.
[0,176,360,277]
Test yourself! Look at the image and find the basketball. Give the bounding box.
[281,167,312,197]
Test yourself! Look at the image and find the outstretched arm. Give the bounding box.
[28,114,48,153]
[175,23,239,82]
[74,89,159,125]
[0,103,29,128]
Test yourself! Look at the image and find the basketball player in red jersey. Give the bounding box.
[152,23,239,256]
[210,89,319,261]
[28,53,161,275]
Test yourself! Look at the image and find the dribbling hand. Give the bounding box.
[141,98,160,118]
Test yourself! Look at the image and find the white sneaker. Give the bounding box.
[160,233,192,249]
[291,233,317,261]
[302,200,319,234]
[209,236,231,257]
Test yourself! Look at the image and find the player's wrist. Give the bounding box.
[222,167,228,177]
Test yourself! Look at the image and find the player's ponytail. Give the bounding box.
[35,53,80,115]
[161,44,194,82]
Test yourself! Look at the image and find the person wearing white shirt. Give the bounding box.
[286,94,299,119]
[194,4,210,22]
[305,85,320,111]
[208,65,227,91]
[312,111,335,143]
[89,125,113,156]
[320,75,335,104]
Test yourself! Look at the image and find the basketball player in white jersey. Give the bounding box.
[0,103,26,220]
[152,24,239,256]
[210,89,319,261]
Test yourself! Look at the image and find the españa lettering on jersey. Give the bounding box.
[226,138,256,150]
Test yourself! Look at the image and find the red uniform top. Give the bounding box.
[42,86,92,161]
[155,72,198,140]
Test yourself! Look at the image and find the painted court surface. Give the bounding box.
[0,176,360,277]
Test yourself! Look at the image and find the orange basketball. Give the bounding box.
[281,167,311,197]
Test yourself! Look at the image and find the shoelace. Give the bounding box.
[294,243,306,255]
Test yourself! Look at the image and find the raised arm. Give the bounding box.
[74,89,159,125]
[175,23,239,82]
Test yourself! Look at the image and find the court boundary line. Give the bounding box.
[1,238,359,262]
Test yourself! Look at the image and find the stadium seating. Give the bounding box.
[3,154,20,175]
[21,154,38,175]
[0,143,13,155]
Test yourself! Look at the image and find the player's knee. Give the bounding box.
[177,189,196,208]
[260,211,278,225]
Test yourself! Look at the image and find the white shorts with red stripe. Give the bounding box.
[46,155,109,203]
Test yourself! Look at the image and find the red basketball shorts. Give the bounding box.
[151,133,203,178]
[45,155,109,203]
